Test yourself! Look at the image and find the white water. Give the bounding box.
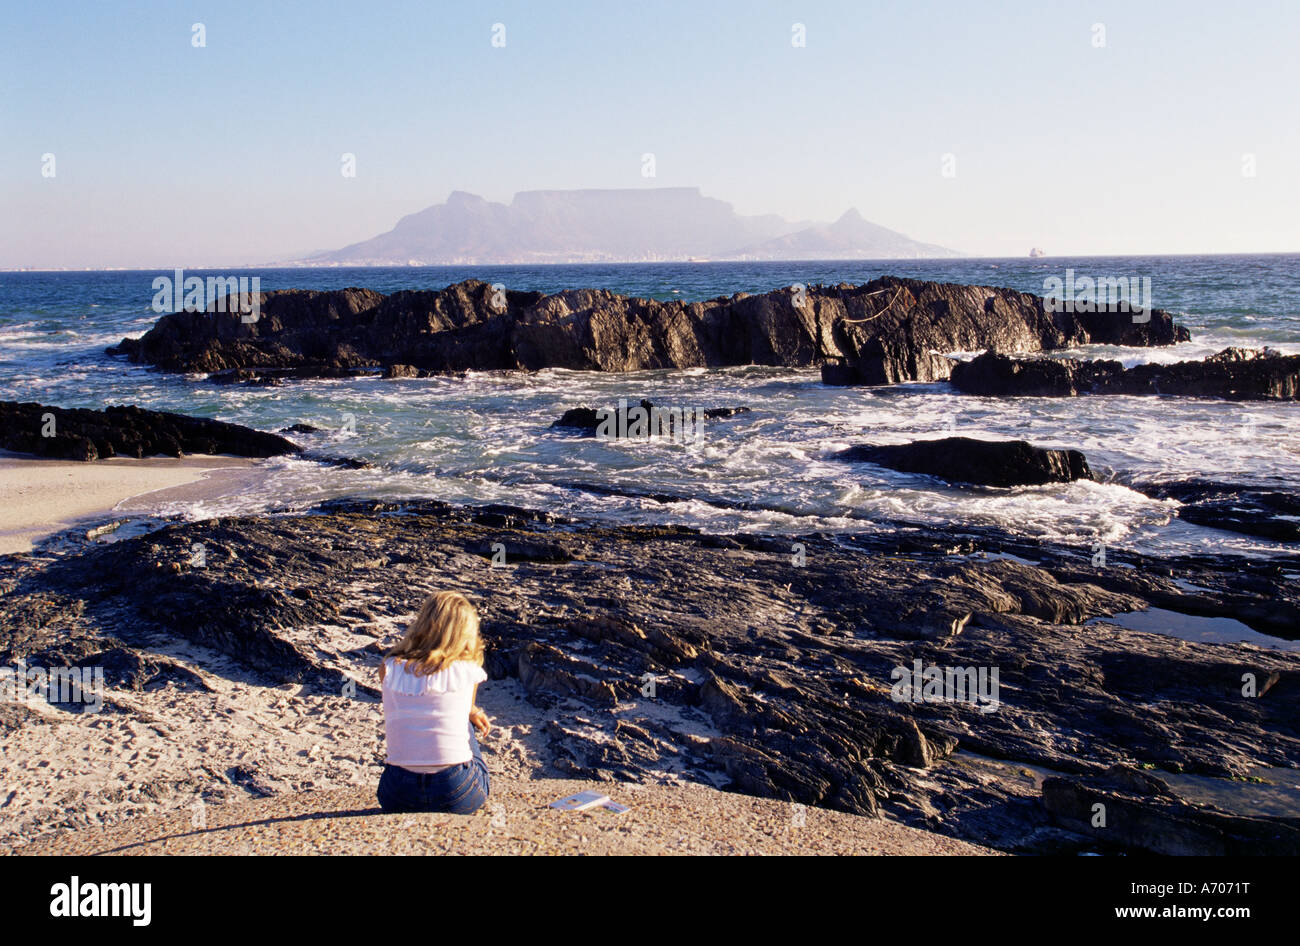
[2,259,1298,559]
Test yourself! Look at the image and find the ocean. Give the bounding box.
[1,254,1297,558]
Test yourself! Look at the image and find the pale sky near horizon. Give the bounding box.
[2,0,1297,268]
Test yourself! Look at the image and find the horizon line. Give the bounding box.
[5,249,1300,274]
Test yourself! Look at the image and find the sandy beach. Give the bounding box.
[0,453,259,555]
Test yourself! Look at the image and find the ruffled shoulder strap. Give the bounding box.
[384,658,487,695]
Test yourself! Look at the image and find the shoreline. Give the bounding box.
[0,452,262,555]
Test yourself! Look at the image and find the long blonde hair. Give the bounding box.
[384,591,484,675]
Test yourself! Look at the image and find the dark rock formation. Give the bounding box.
[0,401,302,461]
[382,364,425,379]
[950,347,1300,400]
[821,287,1188,387]
[107,277,1189,384]
[836,437,1093,487]
[4,499,1296,853]
[1041,769,1300,856]
[1133,479,1300,542]
[552,407,604,430]
[552,400,751,435]
[699,406,751,420]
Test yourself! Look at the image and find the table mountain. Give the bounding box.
[303,188,957,265]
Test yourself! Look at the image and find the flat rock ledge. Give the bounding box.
[836,437,1093,487]
[950,347,1300,400]
[0,400,302,462]
[1132,478,1300,543]
[552,401,752,435]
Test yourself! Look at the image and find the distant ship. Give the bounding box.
[1028,247,1046,258]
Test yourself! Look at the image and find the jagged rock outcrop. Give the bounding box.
[836,437,1093,487]
[382,364,425,379]
[107,277,1189,384]
[0,401,302,461]
[950,347,1300,400]
[820,283,1188,386]
[551,400,751,435]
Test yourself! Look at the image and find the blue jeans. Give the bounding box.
[377,726,490,815]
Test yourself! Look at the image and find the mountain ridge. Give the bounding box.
[300,187,960,265]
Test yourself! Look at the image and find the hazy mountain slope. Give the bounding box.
[306,188,958,264]
[726,209,961,260]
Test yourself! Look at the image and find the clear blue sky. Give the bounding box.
[3,0,1297,267]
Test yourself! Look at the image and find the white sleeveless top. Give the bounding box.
[381,658,487,770]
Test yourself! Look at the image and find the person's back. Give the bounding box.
[376,591,492,815]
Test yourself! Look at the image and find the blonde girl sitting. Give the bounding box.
[377,591,492,814]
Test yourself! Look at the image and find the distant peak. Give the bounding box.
[835,208,865,224]
[446,190,487,205]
